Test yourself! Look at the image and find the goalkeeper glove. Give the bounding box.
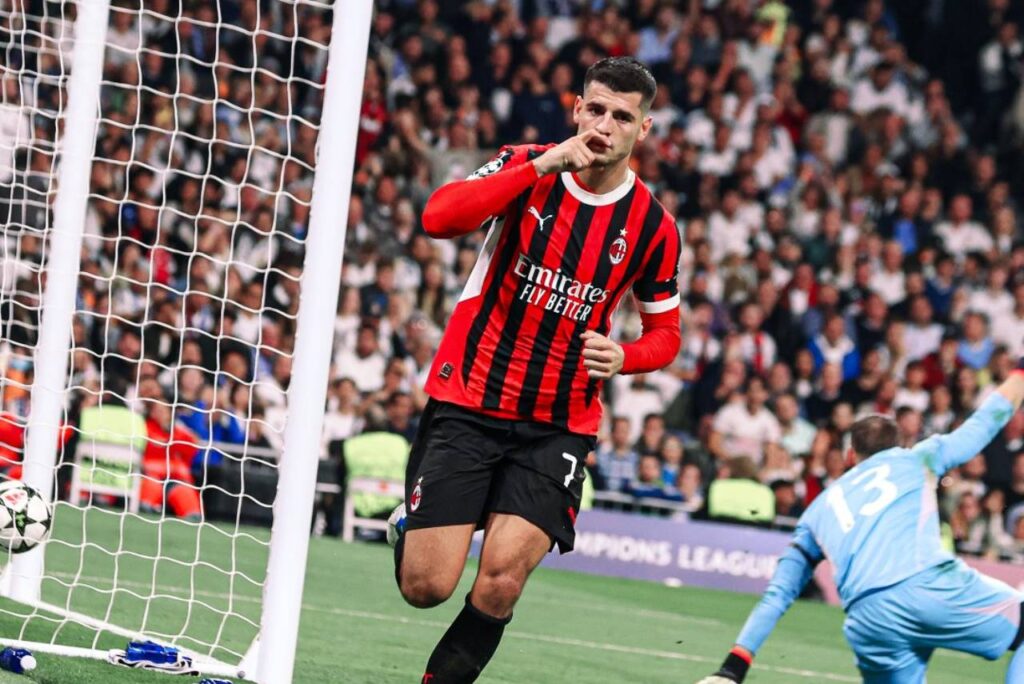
[697,649,752,683]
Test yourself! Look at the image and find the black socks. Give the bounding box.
[421,595,511,683]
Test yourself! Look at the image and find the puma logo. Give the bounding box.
[528,206,553,231]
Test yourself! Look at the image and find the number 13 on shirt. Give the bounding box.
[826,464,900,533]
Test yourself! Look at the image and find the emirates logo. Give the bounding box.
[609,237,628,265]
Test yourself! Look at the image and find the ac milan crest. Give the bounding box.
[410,477,423,512]
[609,237,628,265]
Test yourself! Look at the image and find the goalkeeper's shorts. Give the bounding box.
[843,559,1023,682]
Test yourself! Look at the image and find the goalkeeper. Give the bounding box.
[699,363,1024,684]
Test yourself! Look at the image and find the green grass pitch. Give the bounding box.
[0,506,1007,682]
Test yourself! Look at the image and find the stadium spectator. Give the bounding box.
[660,434,686,487]
[635,412,668,458]
[736,303,776,376]
[893,361,930,413]
[770,477,804,519]
[334,323,387,394]
[141,401,202,520]
[957,312,995,370]
[805,362,844,425]
[924,385,957,437]
[709,376,781,465]
[627,453,683,502]
[594,416,639,493]
[676,462,705,512]
[808,313,860,381]
[775,392,816,460]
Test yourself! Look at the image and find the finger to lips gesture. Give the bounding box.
[533,129,611,176]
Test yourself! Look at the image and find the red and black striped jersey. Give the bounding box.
[424,144,682,435]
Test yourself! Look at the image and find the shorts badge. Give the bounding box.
[410,477,423,512]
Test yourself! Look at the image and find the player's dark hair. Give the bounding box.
[584,57,657,112]
[850,414,899,458]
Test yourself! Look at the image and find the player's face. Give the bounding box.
[573,81,652,166]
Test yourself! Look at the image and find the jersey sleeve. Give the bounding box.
[791,520,825,564]
[630,216,681,314]
[734,535,819,655]
[422,144,549,239]
[912,392,1015,476]
[465,145,533,180]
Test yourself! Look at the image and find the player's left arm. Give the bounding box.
[920,368,1024,476]
[697,526,822,683]
[581,217,681,379]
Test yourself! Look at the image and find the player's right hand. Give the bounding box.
[532,129,611,176]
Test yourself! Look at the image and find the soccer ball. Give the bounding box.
[386,503,406,547]
[0,480,53,554]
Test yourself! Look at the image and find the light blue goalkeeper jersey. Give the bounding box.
[735,392,1015,654]
[798,392,1014,607]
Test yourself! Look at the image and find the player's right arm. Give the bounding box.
[697,525,823,683]
[421,131,610,239]
[918,368,1024,476]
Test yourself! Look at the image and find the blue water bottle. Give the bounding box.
[125,640,184,665]
[0,647,37,673]
[197,679,234,684]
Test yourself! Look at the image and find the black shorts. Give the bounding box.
[404,400,596,553]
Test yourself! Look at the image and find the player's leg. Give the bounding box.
[420,513,551,683]
[857,656,930,684]
[417,424,590,683]
[470,511,552,617]
[399,525,476,609]
[1008,645,1024,683]
[898,559,1024,681]
[843,588,925,684]
[916,561,1022,658]
[844,626,926,683]
[394,401,503,609]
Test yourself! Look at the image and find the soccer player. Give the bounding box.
[698,365,1024,684]
[390,57,682,683]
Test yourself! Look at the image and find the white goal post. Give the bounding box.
[0,1,372,682]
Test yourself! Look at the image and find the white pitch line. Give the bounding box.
[45,572,722,626]
[39,573,858,682]
[301,605,860,682]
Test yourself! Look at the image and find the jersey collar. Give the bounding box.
[561,169,635,206]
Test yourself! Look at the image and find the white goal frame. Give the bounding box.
[0,1,373,681]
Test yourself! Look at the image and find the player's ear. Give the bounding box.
[572,95,583,126]
[636,114,653,143]
[845,447,857,467]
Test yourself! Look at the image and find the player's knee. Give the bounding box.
[473,568,526,612]
[399,572,456,609]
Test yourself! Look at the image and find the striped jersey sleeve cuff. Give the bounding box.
[637,293,680,314]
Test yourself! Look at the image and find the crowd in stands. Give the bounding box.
[3,1,1024,560]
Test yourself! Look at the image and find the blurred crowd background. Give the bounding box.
[2,0,1024,559]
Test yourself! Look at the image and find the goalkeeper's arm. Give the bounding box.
[697,543,816,683]
[923,368,1024,476]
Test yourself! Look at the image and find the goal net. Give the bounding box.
[0,0,366,680]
